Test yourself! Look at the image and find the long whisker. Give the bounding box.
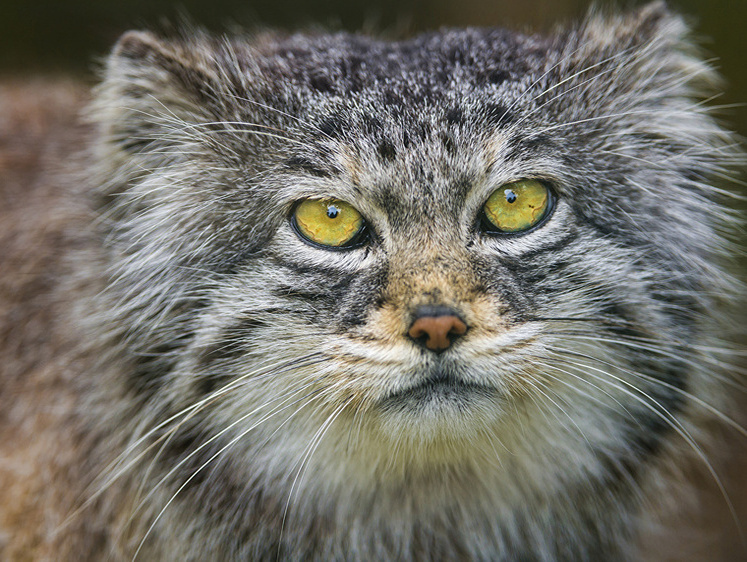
[544,330,746,389]
[532,359,640,427]
[130,380,334,561]
[519,371,593,446]
[222,91,338,142]
[498,43,637,131]
[125,378,325,548]
[277,398,352,558]
[107,354,325,480]
[63,354,327,532]
[546,347,743,538]
[549,345,747,437]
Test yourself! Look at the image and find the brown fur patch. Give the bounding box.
[0,79,109,560]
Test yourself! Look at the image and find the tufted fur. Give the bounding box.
[0,3,745,560]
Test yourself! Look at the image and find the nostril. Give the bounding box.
[408,307,468,352]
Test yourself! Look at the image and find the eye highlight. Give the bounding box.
[292,198,366,248]
[481,179,553,234]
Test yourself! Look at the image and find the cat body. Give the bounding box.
[0,3,744,560]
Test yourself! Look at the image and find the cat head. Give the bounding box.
[87,2,740,490]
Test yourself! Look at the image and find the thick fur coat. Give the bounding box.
[0,3,745,560]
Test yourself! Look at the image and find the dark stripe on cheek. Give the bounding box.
[271,284,339,312]
[127,334,194,398]
[650,290,702,332]
[494,233,577,277]
[196,317,267,368]
[336,265,388,331]
[582,216,622,239]
[513,232,577,261]
[268,257,384,332]
[472,266,532,322]
[193,318,265,396]
[272,260,360,298]
[520,260,572,286]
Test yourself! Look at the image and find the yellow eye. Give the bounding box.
[482,179,552,233]
[292,198,365,248]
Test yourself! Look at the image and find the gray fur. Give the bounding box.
[1,2,744,560]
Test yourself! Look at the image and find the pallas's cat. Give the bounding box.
[0,2,745,560]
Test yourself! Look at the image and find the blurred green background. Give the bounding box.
[0,0,744,138]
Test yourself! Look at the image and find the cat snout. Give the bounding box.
[407,305,468,353]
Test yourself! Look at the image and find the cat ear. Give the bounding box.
[569,1,719,116]
[93,30,222,155]
[578,1,687,52]
[577,1,717,85]
[568,3,732,208]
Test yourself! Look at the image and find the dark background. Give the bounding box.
[0,0,745,142]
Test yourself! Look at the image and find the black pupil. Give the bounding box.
[504,189,517,204]
[326,205,340,219]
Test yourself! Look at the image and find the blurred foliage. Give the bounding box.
[0,0,744,138]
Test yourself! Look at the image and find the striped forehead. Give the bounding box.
[278,103,532,228]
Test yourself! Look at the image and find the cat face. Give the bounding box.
[90,6,736,502]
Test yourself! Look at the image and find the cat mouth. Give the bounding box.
[379,368,494,410]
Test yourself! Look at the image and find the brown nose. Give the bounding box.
[408,306,468,352]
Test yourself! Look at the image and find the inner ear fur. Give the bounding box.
[93,30,225,156]
[579,1,687,51]
[566,1,717,100]
[110,30,220,103]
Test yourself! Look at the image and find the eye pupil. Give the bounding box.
[326,205,340,219]
[504,189,517,204]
